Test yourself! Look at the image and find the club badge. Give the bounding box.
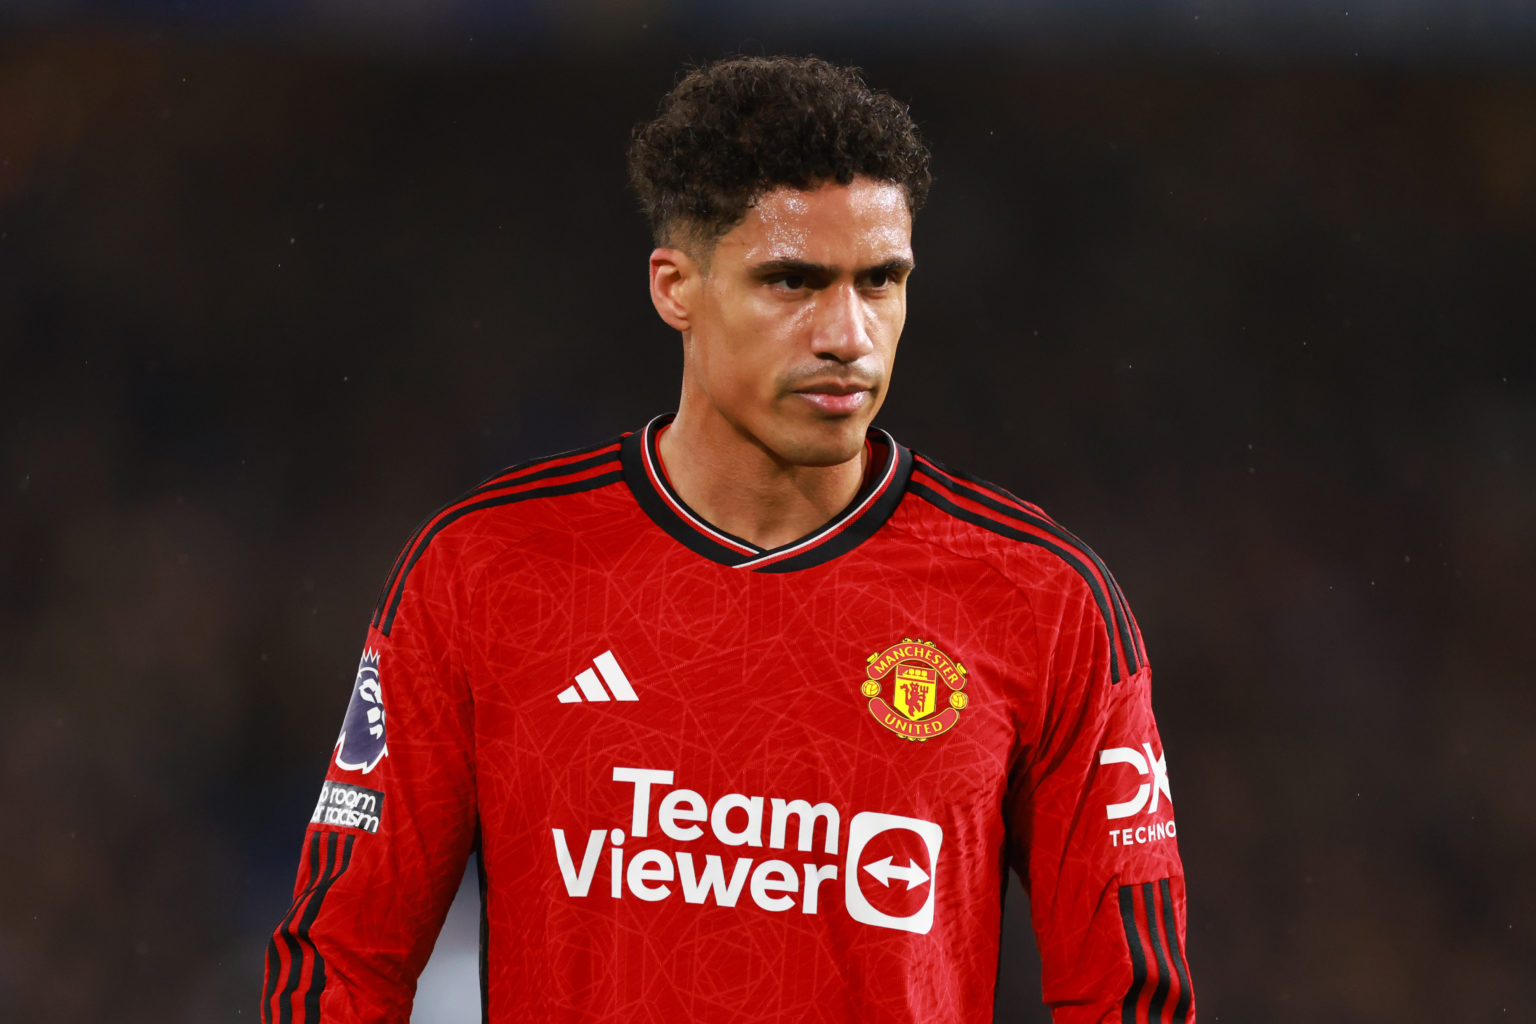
[861,639,968,741]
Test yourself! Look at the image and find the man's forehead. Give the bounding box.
[722,178,913,266]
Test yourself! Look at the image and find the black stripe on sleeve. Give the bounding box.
[469,446,621,495]
[378,470,624,636]
[1143,881,1173,1024]
[261,937,281,1022]
[275,834,333,1024]
[297,833,356,1023]
[263,833,323,1023]
[909,479,1129,683]
[1159,877,1195,1022]
[374,511,433,630]
[1119,884,1149,1024]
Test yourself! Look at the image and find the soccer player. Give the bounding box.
[263,56,1194,1023]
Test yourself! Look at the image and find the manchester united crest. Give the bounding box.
[861,639,969,741]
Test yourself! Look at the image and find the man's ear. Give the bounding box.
[649,247,698,332]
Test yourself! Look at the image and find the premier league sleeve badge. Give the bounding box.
[334,649,388,773]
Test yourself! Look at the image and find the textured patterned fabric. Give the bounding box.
[263,416,1192,1023]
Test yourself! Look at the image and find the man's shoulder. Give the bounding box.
[429,435,630,541]
[900,449,1143,649]
[370,436,631,635]
[900,449,1097,577]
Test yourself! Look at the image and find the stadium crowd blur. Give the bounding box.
[2,3,1533,1021]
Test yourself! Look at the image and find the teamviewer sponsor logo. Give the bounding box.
[550,767,944,934]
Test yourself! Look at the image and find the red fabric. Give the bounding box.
[263,426,1193,1022]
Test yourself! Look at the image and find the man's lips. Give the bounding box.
[792,382,873,414]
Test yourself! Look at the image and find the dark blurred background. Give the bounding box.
[3,2,1534,1021]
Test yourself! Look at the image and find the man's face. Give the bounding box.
[672,177,914,468]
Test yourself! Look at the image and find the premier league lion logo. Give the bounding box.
[334,649,387,773]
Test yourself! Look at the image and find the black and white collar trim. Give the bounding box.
[620,413,911,572]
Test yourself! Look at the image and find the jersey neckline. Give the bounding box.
[620,413,912,572]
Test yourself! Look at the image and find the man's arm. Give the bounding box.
[262,541,478,1024]
[1009,579,1194,1023]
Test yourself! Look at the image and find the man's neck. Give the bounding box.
[656,414,868,551]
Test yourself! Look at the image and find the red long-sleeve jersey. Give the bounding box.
[263,416,1194,1023]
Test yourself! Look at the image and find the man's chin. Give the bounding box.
[774,421,872,469]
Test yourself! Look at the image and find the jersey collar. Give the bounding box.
[621,413,912,572]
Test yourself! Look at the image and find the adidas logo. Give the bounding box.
[557,650,638,703]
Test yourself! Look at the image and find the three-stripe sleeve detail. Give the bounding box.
[1160,877,1195,1023]
[263,832,321,1021]
[908,456,1145,683]
[1117,878,1194,1023]
[371,441,625,637]
[262,832,357,1023]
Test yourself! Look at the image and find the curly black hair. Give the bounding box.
[627,56,931,250]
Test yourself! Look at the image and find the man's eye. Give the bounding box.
[773,274,806,290]
[867,270,891,288]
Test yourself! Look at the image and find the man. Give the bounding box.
[264,56,1194,1023]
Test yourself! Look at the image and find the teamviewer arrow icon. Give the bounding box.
[844,812,944,934]
[862,856,930,890]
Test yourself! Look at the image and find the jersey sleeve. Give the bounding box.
[1007,574,1195,1023]
[261,538,479,1024]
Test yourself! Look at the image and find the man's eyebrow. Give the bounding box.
[750,259,831,277]
[749,257,915,276]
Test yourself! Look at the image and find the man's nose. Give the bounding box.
[811,283,875,362]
